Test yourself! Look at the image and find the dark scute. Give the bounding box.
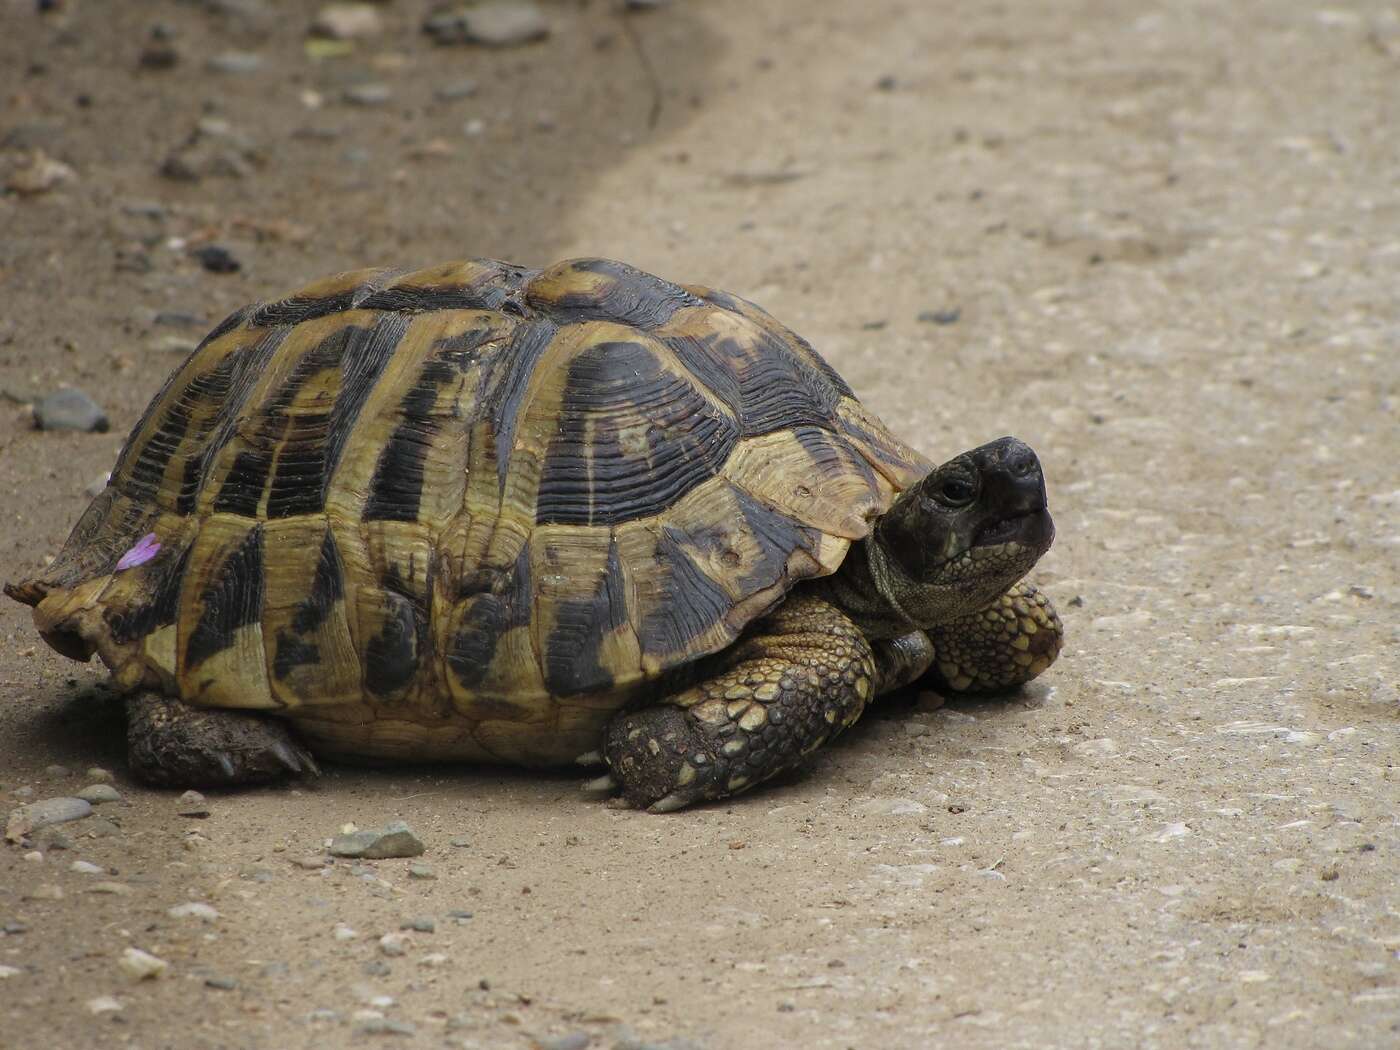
[185,526,264,669]
[446,594,506,690]
[356,284,506,314]
[364,590,419,696]
[251,290,359,328]
[482,318,559,492]
[535,340,739,526]
[105,542,194,645]
[263,331,358,519]
[660,331,742,413]
[543,537,627,696]
[530,259,701,329]
[271,630,320,680]
[695,287,855,399]
[198,304,254,348]
[363,354,467,523]
[171,329,290,513]
[636,527,733,660]
[211,449,274,517]
[732,333,842,436]
[730,484,824,591]
[319,313,412,504]
[446,548,531,690]
[290,528,344,635]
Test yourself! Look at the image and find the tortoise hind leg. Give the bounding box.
[603,595,877,812]
[126,693,319,788]
[923,580,1063,694]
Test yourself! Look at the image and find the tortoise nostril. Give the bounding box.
[1005,442,1039,478]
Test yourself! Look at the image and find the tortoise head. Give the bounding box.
[871,436,1054,626]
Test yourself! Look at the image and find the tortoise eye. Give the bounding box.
[939,476,977,506]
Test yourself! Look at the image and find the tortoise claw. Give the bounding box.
[580,773,619,798]
[646,792,693,814]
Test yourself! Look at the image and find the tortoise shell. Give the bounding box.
[9,258,930,765]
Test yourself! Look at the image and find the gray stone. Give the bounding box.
[312,3,384,40]
[77,784,121,805]
[538,1034,591,1050]
[401,916,435,932]
[354,1018,415,1037]
[435,80,479,101]
[343,83,393,106]
[85,767,114,783]
[43,764,71,778]
[18,797,92,830]
[329,821,424,859]
[206,51,263,75]
[424,2,549,47]
[33,389,108,433]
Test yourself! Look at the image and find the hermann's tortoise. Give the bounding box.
[6,257,1062,811]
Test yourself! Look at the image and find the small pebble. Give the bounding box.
[0,965,20,979]
[355,1018,416,1037]
[423,2,549,47]
[177,790,209,817]
[293,855,329,870]
[86,768,114,783]
[449,836,471,848]
[89,881,134,895]
[408,863,436,880]
[206,51,263,75]
[150,335,198,354]
[139,44,179,70]
[43,764,71,778]
[18,796,92,829]
[33,390,108,433]
[312,2,384,39]
[24,885,63,901]
[378,933,407,957]
[538,1033,590,1050]
[168,902,220,922]
[70,860,105,875]
[401,916,435,933]
[86,995,123,1015]
[362,959,391,977]
[118,947,168,980]
[435,79,479,100]
[85,474,110,498]
[344,83,393,106]
[329,820,424,859]
[5,150,76,195]
[205,975,238,990]
[419,952,450,968]
[23,851,42,863]
[333,923,358,941]
[875,74,898,91]
[77,784,121,805]
[192,245,241,274]
[917,308,961,325]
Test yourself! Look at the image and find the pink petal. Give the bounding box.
[116,533,162,571]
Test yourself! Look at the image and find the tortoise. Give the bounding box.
[5,257,1062,811]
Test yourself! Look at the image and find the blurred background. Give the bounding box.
[1,2,1398,1048]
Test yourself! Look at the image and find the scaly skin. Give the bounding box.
[604,595,877,812]
[126,693,319,787]
[924,580,1063,693]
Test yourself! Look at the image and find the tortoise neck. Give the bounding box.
[810,537,919,641]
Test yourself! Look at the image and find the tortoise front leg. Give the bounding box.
[922,580,1063,694]
[126,693,319,788]
[603,596,877,812]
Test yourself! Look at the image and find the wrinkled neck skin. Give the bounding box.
[812,532,1017,641]
[809,537,938,640]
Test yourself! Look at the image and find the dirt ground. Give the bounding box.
[1,1,1397,1047]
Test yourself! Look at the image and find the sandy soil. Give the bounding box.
[2,1,1398,1047]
